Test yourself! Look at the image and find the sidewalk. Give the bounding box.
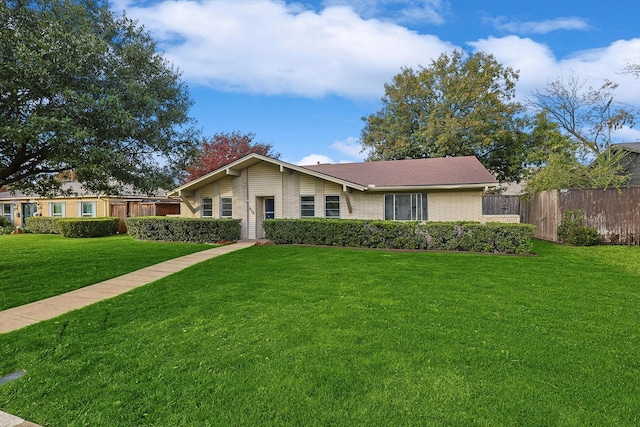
[0,240,257,334]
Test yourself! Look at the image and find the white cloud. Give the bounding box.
[469,37,640,106]
[330,136,369,160]
[322,0,449,25]
[487,16,590,34]
[115,0,454,99]
[612,126,640,143]
[296,154,335,165]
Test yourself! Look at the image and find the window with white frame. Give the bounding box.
[80,201,97,217]
[384,193,427,221]
[220,197,232,218]
[300,195,315,217]
[201,198,213,217]
[1,203,12,224]
[325,195,340,218]
[50,202,66,217]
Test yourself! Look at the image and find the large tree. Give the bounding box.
[360,50,530,182]
[0,0,198,195]
[529,75,635,159]
[526,75,635,193]
[183,131,280,182]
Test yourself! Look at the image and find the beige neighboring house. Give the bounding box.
[169,153,518,240]
[0,181,179,232]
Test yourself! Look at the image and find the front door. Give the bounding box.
[21,203,37,227]
[264,197,275,219]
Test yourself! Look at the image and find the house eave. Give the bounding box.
[365,182,499,192]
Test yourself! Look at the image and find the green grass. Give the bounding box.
[0,234,214,310]
[1,241,639,425]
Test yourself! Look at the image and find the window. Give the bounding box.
[384,193,427,221]
[300,196,315,217]
[201,198,213,217]
[325,195,340,218]
[1,203,12,224]
[220,197,232,218]
[80,201,96,218]
[50,202,66,217]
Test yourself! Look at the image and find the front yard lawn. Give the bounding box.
[0,234,213,310]
[1,241,639,425]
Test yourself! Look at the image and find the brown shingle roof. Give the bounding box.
[303,156,497,188]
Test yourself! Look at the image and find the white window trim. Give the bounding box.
[384,193,428,221]
[324,195,340,218]
[220,197,233,218]
[79,201,97,218]
[300,195,315,218]
[50,201,66,218]
[201,198,213,218]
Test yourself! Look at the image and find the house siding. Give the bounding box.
[173,160,493,239]
[427,190,484,222]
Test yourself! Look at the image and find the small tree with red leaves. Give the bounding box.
[183,131,280,182]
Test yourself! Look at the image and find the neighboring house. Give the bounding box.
[169,153,517,240]
[0,181,179,232]
[613,142,640,186]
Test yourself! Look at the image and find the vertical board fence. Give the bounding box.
[482,195,521,217]
[520,188,640,244]
[110,201,180,233]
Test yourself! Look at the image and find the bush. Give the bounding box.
[557,210,601,246]
[58,218,120,238]
[25,217,61,234]
[126,217,242,243]
[263,219,536,254]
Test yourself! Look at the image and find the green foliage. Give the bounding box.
[360,50,531,183]
[263,219,535,254]
[557,210,601,246]
[524,149,630,196]
[57,217,119,238]
[0,0,198,195]
[2,242,640,425]
[25,216,61,234]
[126,217,241,243]
[0,234,213,310]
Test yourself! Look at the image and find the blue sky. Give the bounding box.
[111,0,640,165]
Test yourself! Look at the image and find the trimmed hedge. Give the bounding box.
[263,219,536,254]
[126,217,242,243]
[58,218,120,238]
[25,217,61,234]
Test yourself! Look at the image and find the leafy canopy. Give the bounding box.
[0,0,199,196]
[525,75,635,194]
[183,131,280,182]
[360,50,531,183]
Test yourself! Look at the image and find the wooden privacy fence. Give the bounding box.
[521,188,640,244]
[110,201,180,233]
[482,195,521,217]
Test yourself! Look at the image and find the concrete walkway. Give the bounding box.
[0,240,257,334]
[0,240,258,427]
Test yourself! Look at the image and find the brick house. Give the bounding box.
[169,153,517,240]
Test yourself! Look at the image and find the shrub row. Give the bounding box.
[126,217,242,243]
[263,219,536,254]
[25,216,61,234]
[58,218,120,238]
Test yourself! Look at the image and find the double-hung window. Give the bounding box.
[1,203,12,224]
[50,202,66,217]
[201,198,213,217]
[300,195,315,217]
[384,193,427,221]
[80,201,96,218]
[220,197,233,218]
[325,195,340,218]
